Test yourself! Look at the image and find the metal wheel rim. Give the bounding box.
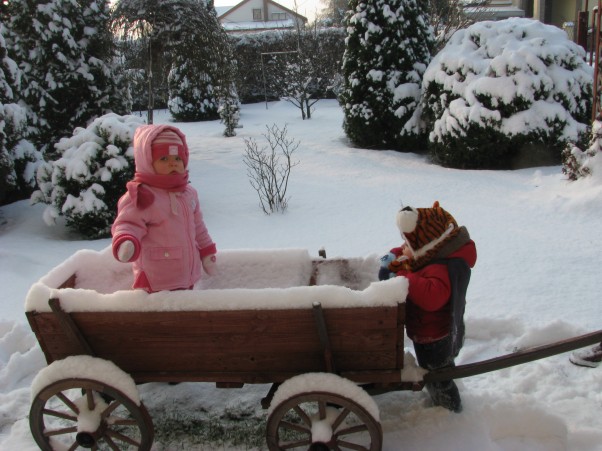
[29,378,154,451]
[266,391,382,451]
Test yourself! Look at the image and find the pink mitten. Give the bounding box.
[117,240,135,262]
[202,254,217,276]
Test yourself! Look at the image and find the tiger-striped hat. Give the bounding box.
[396,201,459,259]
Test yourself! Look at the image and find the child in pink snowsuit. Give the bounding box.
[111,125,217,292]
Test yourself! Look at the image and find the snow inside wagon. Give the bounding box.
[25,247,407,312]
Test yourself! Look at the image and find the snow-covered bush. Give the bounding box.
[219,87,241,137]
[340,0,434,150]
[422,18,593,169]
[562,120,602,181]
[168,56,219,122]
[31,114,145,239]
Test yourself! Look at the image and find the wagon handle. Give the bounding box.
[425,329,602,383]
[48,298,96,357]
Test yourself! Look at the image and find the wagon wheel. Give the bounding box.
[30,378,154,450]
[266,391,382,451]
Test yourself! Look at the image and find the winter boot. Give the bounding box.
[414,336,463,413]
[570,343,602,368]
[426,380,463,413]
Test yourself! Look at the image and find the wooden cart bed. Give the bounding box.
[25,247,408,386]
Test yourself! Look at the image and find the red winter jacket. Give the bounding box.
[395,240,477,343]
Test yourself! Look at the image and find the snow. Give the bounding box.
[1,99,602,450]
[30,355,140,405]
[24,247,407,312]
[268,372,380,421]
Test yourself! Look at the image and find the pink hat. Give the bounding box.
[151,130,188,167]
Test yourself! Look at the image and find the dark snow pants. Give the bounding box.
[414,334,462,413]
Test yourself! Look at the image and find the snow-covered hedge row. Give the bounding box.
[231,28,345,104]
[31,114,144,239]
[422,18,592,169]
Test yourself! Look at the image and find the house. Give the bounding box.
[531,0,586,29]
[216,0,308,33]
[463,0,525,21]
[463,1,593,45]
[463,0,586,28]
[530,0,595,45]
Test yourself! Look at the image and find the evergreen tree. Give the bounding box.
[168,55,219,122]
[164,1,233,122]
[9,0,130,160]
[0,23,41,205]
[113,0,237,124]
[339,0,434,150]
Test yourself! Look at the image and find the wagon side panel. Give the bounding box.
[26,304,404,384]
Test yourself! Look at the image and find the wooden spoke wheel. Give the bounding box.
[30,378,153,450]
[266,391,382,451]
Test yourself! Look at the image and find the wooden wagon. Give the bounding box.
[25,247,602,451]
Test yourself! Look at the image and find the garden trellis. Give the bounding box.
[260,50,299,109]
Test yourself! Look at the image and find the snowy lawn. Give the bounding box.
[1,100,602,450]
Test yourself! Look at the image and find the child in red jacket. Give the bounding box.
[380,201,477,412]
[112,125,217,292]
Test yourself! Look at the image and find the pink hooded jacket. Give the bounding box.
[111,125,216,292]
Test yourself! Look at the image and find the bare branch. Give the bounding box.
[242,124,300,214]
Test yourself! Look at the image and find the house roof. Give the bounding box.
[215,5,234,16]
[222,19,297,31]
[217,0,307,22]
[464,6,525,20]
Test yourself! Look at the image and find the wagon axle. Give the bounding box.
[75,427,105,448]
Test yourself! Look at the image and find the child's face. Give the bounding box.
[152,155,186,175]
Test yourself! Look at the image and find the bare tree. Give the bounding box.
[243,124,299,214]
[428,0,492,51]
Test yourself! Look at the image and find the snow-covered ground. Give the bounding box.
[1,99,602,450]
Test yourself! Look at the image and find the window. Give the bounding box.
[271,12,286,20]
[253,8,262,20]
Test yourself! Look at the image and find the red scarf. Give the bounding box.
[126,172,189,209]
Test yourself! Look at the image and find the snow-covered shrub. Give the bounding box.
[31,114,144,239]
[340,0,434,150]
[422,18,593,169]
[168,56,219,122]
[219,88,241,137]
[562,120,602,181]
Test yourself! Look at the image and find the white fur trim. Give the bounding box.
[410,223,455,259]
[396,208,418,234]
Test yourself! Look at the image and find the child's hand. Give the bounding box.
[202,254,217,276]
[117,240,135,262]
